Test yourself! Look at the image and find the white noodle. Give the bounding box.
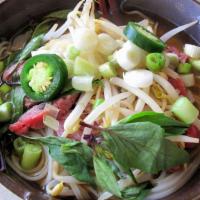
[84,92,131,124]
[164,67,180,79]
[135,88,149,112]
[110,77,163,113]
[154,74,179,100]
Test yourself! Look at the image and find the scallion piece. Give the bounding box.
[171,97,199,124]
[13,138,27,157]
[21,143,42,170]
[72,76,94,91]
[108,55,119,68]
[0,102,13,122]
[99,62,117,78]
[74,57,98,77]
[190,59,200,71]
[178,63,192,74]
[146,53,165,72]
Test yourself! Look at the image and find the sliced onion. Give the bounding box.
[180,74,195,87]
[63,92,93,137]
[123,70,153,88]
[84,92,131,124]
[160,20,198,42]
[110,77,163,113]
[43,115,59,131]
[166,135,199,143]
[184,44,200,59]
[44,103,59,118]
[72,76,94,91]
[153,74,179,100]
[163,67,180,79]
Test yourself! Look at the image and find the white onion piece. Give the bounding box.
[72,76,94,91]
[184,44,200,59]
[166,135,199,143]
[97,33,119,56]
[84,92,131,124]
[160,20,198,42]
[43,115,59,131]
[72,28,98,51]
[153,74,179,100]
[44,103,59,118]
[123,70,153,88]
[63,92,93,137]
[110,77,163,113]
[180,74,195,87]
[115,41,147,71]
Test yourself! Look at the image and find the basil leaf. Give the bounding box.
[44,9,70,19]
[30,136,94,184]
[119,111,188,135]
[11,87,26,121]
[17,34,44,61]
[121,184,150,200]
[103,122,189,174]
[93,156,121,197]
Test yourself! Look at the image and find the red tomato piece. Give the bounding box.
[185,125,200,148]
[168,77,187,96]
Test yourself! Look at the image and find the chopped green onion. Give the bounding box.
[0,102,13,122]
[99,62,117,78]
[74,57,98,77]
[178,63,192,74]
[146,53,165,72]
[190,59,200,71]
[93,98,104,109]
[64,58,74,78]
[0,84,12,94]
[72,76,94,91]
[21,143,42,170]
[0,61,4,73]
[65,45,80,60]
[13,138,27,157]
[108,55,119,68]
[171,97,199,124]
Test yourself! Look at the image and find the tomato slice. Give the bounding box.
[168,77,187,96]
[185,125,200,148]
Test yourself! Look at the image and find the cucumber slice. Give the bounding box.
[124,22,166,53]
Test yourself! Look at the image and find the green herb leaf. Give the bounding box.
[44,9,70,19]
[17,34,44,61]
[103,122,189,174]
[121,184,150,200]
[29,136,94,184]
[11,87,26,121]
[93,156,121,197]
[119,111,188,135]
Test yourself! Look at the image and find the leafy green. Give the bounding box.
[29,136,94,184]
[11,87,26,121]
[119,111,188,135]
[103,122,189,174]
[17,34,44,61]
[44,9,70,19]
[93,156,121,197]
[121,184,150,200]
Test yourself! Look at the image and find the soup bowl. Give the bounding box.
[0,0,200,199]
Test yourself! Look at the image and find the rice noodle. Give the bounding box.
[164,67,180,79]
[166,135,199,143]
[135,88,149,112]
[110,77,163,113]
[84,92,131,124]
[63,92,93,137]
[119,107,135,116]
[154,74,179,100]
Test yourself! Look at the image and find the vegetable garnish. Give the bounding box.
[124,22,166,52]
[20,54,68,101]
[146,53,165,72]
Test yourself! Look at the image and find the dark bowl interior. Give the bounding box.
[0,0,200,199]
